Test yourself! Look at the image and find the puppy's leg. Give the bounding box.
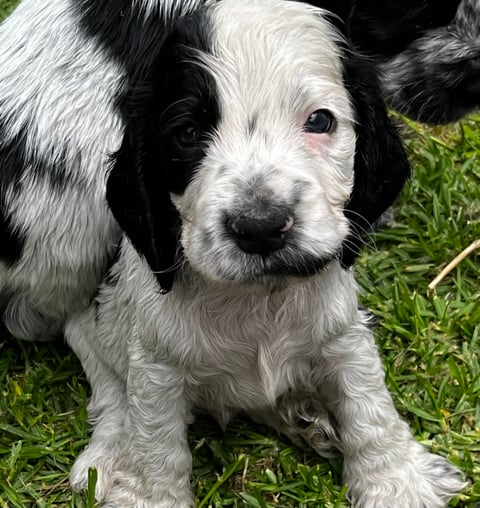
[70,372,127,502]
[3,292,63,341]
[104,352,194,508]
[66,309,128,501]
[316,321,465,508]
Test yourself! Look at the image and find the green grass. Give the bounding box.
[0,2,479,506]
[0,0,15,18]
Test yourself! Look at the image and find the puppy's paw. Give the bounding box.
[70,442,120,501]
[271,397,342,458]
[102,470,195,508]
[345,442,465,508]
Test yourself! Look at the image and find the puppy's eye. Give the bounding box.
[304,109,334,134]
[176,124,201,147]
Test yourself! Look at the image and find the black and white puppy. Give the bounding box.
[63,1,464,507]
[340,0,480,123]
[1,0,478,343]
[0,0,203,341]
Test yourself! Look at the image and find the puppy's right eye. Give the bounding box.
[176,124,201,148]
[304,109,334,134]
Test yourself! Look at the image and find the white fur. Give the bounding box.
[64,1,465,506]
[175,0,355,284]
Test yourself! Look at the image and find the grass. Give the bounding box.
[0,2,479,507]
[0,0,15,18]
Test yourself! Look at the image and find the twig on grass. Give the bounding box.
[428,239,480,291]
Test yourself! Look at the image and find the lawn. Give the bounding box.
[0,2,479,507]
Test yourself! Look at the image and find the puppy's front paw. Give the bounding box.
[345,442,465,508]
[70,442,120,501]
[101,468,195,508]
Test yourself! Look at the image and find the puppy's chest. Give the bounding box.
[170,302,322,409]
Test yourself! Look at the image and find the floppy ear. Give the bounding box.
[106,9,215,292]
[107,118,179,293]
[340,51,410,267]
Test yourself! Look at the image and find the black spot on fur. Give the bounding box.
[247,115,258,136]
[0,113,84,265]
[99,239,123,291]
[0,120,26,265]
[0,207,22,266]
[78,1,171,82]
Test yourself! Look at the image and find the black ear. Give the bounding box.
[340,51,410,267]
[107,120,179,292]
[106,10,216,292]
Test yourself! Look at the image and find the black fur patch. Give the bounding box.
[386,45,480,123]
[99,239,123,290]
[0,212,22,265]
[0,120,26,265]
[106,8,219,291]
[77,1,170,81]
[302,0,460,59]
[0,113,83,265]
[339,50,410,266]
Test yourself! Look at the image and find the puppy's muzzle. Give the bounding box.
[224,203,294,256]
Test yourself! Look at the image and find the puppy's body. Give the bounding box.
[375,0,480,123]
[67,243,419,507]
[0,0,125,339]
[64,1,464,506]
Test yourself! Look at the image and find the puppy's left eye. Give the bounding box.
[304,109,334,134]
[176,124,201,148]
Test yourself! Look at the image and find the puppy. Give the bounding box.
[1,0,478,343]
[0,0,202,341]
[64,1,465,506]
[314,0,480,123]
[0,0,123,340]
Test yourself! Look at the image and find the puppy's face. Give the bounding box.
[171,1,355,283]
[108,0,409,290]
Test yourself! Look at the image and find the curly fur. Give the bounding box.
[62,1,464,506]
[1,0,477,341]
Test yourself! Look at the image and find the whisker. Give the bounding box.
[151,252,186,275]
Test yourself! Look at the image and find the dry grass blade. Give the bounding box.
[429,239,480,292]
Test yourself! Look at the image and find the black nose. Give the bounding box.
[225,205,294,256]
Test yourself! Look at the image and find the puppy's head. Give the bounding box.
[107,0,409,291]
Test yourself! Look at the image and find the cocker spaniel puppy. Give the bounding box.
[375,0,480,124]
[0,0,201,342]
[1,0,478,343]
[316,0,480,123]
[63,1,464,506]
